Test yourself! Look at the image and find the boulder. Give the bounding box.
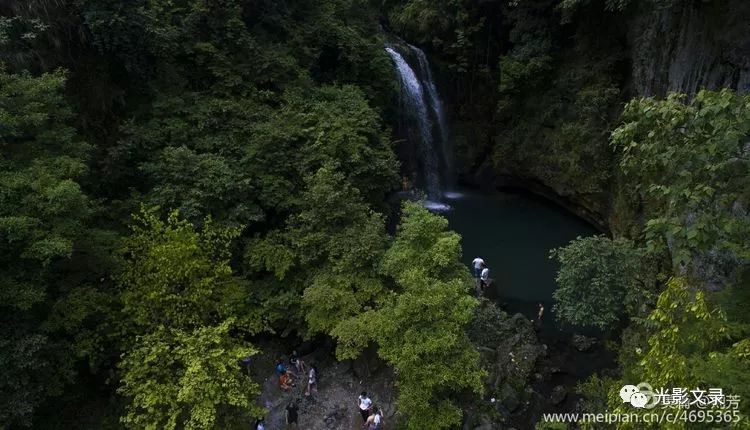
[465,301,546,426]
[499,383,521,412]
[572,334,597,352]
[550,385,567,406]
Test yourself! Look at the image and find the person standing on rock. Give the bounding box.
[358,391,373,425]
[285,400,299,429]
[254,417,265,430]
[289,350,305,374]
[401,175,411,192]
[480,263,490,293]
[365,406,383,430]
[471,256,485,279]
[305,364,317,396]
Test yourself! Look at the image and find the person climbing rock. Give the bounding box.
[358,391,373,424]
[285,400,299,429]
[480,263,490,293]
[471,256,485,278]
[537,303,544,322]
[289,350,305,374]
[305,364,317,396]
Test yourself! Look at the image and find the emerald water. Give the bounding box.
[444,188,598,325]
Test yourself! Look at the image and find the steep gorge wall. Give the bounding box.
[396,0,749,230]
[629,0,750,97]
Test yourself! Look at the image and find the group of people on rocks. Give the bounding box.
[471,256,546,326]
[263,353,383,429]
[358,391,383,429]
[471,256,491,295]
[274,351,317,396]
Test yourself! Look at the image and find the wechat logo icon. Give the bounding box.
[619,383,657,409]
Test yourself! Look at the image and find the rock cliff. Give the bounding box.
[629,0,750,96]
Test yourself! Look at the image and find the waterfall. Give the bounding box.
[385,46,442,200]
[385,44,453,208]
[409,44,453,187]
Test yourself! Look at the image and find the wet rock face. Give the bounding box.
[630,0,750,97]
[465,301,546,427]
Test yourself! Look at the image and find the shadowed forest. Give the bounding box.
[1,0,749,429]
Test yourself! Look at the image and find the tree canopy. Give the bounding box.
[551,235,649,330]
[1,0,749,428]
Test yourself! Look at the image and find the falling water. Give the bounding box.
[385,46,442,200]
[409,44,454,187]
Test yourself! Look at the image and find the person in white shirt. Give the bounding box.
[471,257,485,278]
[254,417,265,430]
[358,391,373,423]
[365,406,383,430]
[305,365,317,396]
[480,265,490,292]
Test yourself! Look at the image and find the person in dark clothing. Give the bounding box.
[285,401,299,429]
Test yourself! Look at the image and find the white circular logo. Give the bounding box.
[619,382,658,409]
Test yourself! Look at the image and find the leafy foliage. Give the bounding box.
[117,209,262,429]
[335,203,484,429]
[551,235,650,330]
[612,89,750,266]
[636,278,726,388]
[119,321,262,430]
[0,65,105,427]
[3,0,750,428]
[247,166,389,334]
[605,278,750,427]
[118,208,246,330]
[491,0,623,205]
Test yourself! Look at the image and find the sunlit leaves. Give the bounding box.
[119,320,263,430]
[611,89,750,267]
[118,208,245,330]
[352,202,484,430]
[118,210,262,429]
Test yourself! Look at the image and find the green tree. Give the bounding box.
[119,321,262,430]
[636,278,725,390]
[551,235,649,330]
[334,202,485,430]
[0,65,96,426]
[492,0,622,208]
[607,278,746,428]
[247,166,388,335]
[118,209,247,330]
[611,89,750,266]
[117,209,262,428]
